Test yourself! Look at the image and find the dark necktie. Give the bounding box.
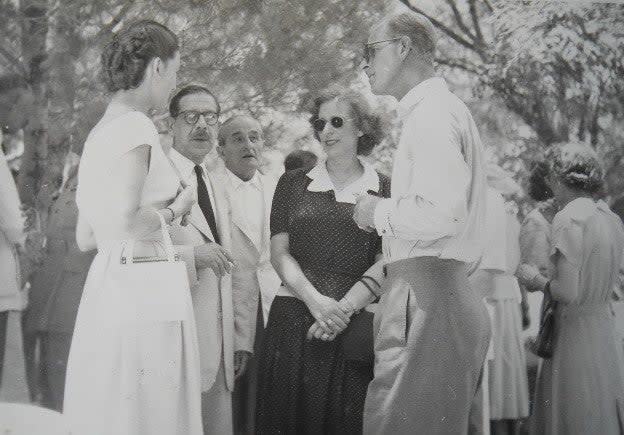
[194,165,220,244]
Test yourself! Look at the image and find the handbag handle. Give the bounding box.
[120,208,178,264]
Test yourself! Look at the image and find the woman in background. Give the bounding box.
[519,143,624,434]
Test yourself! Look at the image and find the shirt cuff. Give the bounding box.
[373,198,394,237]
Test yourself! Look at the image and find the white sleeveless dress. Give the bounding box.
[63,111,202,435]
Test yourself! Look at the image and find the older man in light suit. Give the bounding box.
[166,85,255,435]
[215,115,281,434]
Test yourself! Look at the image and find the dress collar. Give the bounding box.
[306,157,379,204]
[398,77,448,119]
[558,197,597,224]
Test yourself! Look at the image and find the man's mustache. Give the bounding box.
[190,129,210,140]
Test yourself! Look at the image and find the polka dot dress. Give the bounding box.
[256,168,391,435]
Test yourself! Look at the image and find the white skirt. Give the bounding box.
[63,242,202,435]
[487,298,530,419]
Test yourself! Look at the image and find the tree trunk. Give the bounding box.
[17,0,49,207]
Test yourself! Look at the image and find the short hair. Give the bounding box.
[101,20,179,93]
[384,11,436,63]
[308,86,387,156]
[169,84,220,118]
[284,150,318,171]
[217,114,261,148]
[546,142,604,194]
[527,160,554,202]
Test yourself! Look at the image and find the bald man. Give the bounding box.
[215,115,281,434]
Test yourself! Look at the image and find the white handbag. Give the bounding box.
[98,210,191,328]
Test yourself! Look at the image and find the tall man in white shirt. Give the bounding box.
[215,115,281,434]
[353,11,491,434]
[166,85,255,434]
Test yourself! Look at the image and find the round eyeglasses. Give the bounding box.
[179,110,219,126]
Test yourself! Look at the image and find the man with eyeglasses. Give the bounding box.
[353,11,490,435]
[167,84,244,435]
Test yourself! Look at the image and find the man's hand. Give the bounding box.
[521,298,531,330]
[353,193,381,232]
[234,350,252,380]
[194,242,235,277]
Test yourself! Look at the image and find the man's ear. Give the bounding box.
[166,116,175,129]
[399,36,411,61]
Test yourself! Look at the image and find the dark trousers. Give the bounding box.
[233,300,264,435]
[23,331,73,411]
[0,311,8,389]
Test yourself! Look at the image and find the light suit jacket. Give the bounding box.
[0,151,24,311]
[216,169,281,337]
[168,158,238,393]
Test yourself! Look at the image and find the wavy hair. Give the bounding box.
[308,86,386,156]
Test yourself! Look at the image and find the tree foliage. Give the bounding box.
[400,0,624,156]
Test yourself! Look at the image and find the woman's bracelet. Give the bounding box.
[361,275,381,289]
[359,277,379,299]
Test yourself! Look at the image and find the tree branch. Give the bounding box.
[445,0,476,41]
[435,56,483,75]
[468,0,484,47]
[398,0,477,52]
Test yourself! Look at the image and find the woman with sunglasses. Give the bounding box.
[256,87,390,434]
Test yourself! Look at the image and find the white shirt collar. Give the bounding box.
[398,77,448,119]
[306,157,380,204]
[225,167,262,191]
[169,148,206,180]
[558,197,597,224]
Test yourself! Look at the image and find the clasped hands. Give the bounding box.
[306,294,355,342]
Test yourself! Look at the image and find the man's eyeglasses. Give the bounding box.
[178,110,219,126]
[363,37,402,64]
[312,116,352,132]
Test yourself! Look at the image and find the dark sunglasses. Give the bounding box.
[363,37,402,64]
[179,110,219,126]
[312,116,352,132]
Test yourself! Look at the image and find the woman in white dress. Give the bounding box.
[469,167,529,435]
[63,20,202,435]
[519,143,624,434]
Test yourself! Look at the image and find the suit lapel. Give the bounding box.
[230,195,260,253]
[206,171,231,250]
[168,151,215,242]
[189,203,215,242]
